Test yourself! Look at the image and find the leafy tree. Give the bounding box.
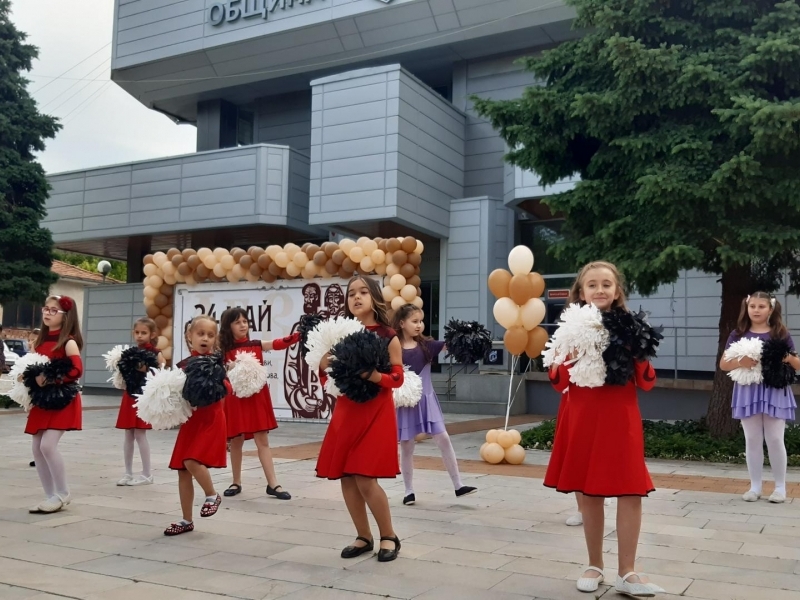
[474,0,800,437]
[0,0,60,304]
[54,250,127,283]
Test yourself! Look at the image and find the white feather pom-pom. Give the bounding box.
[394,367,423,408]
[134,367,192,430]
[8,352,50,411]
[723,337,764,385]
[323,369,342,398]
[542,303,609,388]
[304,317,365,371]
[103,345,129,390]
[227,351,268,398]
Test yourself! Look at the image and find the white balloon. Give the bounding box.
[508,245,534,276]
[493,297,520,330]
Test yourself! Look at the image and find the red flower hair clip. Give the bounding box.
[57,296,74,312]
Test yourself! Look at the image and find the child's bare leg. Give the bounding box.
[178,469,194,521]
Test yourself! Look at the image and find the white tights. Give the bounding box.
[400,433,463,495]
[123,430,151,477]
[741,414,787,494]
[32,430,68,498]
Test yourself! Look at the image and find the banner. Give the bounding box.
[173,279,349,422]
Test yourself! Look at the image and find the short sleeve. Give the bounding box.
[725,331,740,350]
[427,340,446,356]
[786,333,796,352]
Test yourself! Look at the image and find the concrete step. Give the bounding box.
[438,399,508,416]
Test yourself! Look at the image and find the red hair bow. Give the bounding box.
[57,296,74,312]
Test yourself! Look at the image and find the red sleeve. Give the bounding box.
[272,332,301,351]
[635,361,656,391]
[63,355,83,382]
[223,378,233,395]
[548,364,570,394]
[378,364,405,389]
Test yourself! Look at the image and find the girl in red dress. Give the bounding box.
[116,317,165,487]
[218,307,300,500]
[164,315,229,536]
[316,275,404,562]
[26,296,84,514]
[543,262,659,597]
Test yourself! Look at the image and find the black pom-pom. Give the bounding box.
[602,309,637,386]
[329,330,392,403]
[24,358,80,411]
[182,353,228,407]
[762,338,797,390]
[118,347,159,395]
[444,319,492,364]
[630,310,664,362]
[297,314,324,355]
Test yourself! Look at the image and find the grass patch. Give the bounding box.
[521,418,800,466]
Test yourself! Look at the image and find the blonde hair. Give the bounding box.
[568,261,627,309]
[185,315,218,351]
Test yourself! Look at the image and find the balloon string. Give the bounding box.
[505,354,519,431]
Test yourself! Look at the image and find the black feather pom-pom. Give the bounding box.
[24,358,80,410]
[762,338,797,390]
[602,309,637,386]
[118,347,160,395]
[297,313,324,355]
[182,353,228,408]
[329,330,392,403]
[630,310,664,362]
[444,319,492,364]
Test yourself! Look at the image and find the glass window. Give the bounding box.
[2,301,40,329]
[518,219,573,275]
[237,110,254,146]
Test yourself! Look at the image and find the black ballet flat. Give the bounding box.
[223,484,242,497]
[455,486,477,497]
[266,485,291,500]
[403,493,416,505]
[377,535,401,562]
[341,536,373,558]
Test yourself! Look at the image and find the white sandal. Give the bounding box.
[576,566,604,592]
[616,572,655,597]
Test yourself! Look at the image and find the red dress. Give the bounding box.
[25,331,83,435]
[115,343,158,430]
[316,325,404,480]
[224,339,278,439]
[168,352,229,471]
[544,361,656,497]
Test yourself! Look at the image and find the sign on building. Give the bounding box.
[209,0,323,27]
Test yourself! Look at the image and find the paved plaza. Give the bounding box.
[2,394,800,600]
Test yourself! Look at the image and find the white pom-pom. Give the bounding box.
[8,352,49,412]
[394,367,423,408]
[134,367,192,430]
[227,351,268,398]
[323,369,342,398]
[542,303,609,388]
[103,345,129,390]
[304,317,365,371]
[724,337,764,385]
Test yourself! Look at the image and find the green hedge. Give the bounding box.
[0,394,20,409]
[520,418,800,466]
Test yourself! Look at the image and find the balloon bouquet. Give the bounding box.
[479,245,547,465]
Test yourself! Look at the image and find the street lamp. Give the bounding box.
[97,260,112,284]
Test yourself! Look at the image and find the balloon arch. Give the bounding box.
[140,236,425,365]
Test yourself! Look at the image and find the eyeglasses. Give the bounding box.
[41,307,65,315]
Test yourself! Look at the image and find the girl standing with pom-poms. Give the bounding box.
[24,296,84,514]
[391,304,476,505]
[721,292,798,504]
[164,315,229,536]
[218,307,300,501]
[543,262,660,597]
[315,275,404,563]
[112,318,164,487]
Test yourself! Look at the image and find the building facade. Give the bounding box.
[42,0,800,389]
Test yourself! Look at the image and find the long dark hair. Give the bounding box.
[391,303,433,363]
[735,291,788,340]
[219,307,248,356]
[37,295,84,351]
[345,275,390,327]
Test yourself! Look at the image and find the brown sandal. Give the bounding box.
[164,521,194,536]
[200,494,221,517]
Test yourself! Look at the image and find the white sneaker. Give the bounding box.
[616,572,655,597]
[37,495,64,514]
[768,490,786,503]
[117,474,133,486]
[128,474,154,486]
[742,490,761,502]
[576,566,604,592]
[566,514,583,526]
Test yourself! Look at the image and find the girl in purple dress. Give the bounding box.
[392,304,476,505]
[720,292,799,504]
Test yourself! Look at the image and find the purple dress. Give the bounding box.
[397,340,447,440]
[727,331,797,421]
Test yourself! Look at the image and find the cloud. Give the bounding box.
[11,0,196,175]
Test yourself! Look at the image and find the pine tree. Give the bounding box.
[474,0,800,437]
[0,0,60,304]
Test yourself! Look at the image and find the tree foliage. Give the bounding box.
[0,0,60,304]
[474,0,800,437]
[54,250,127,282]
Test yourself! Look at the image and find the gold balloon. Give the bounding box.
[389,274,406,291]
[504,444,526,465]
[483,442,505,464]
[274,252,290,268]
[488,269,512,299]
[508,429,522,445]
[412,296,423,308]
[349,246,365,263]
[479,442,489,461]
[497,430,515,449]
[382,286,398,302]
[509,274,534,306]
[528,272,546,299]
[415,240,424,254]
[485,429,499,443]
[391,295,405,310]
[400,237,417,253]
[525,326,549,359]
[400,284,417,302]
[503,326,528,356]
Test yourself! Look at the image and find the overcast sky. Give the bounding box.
[10,0,196,175]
